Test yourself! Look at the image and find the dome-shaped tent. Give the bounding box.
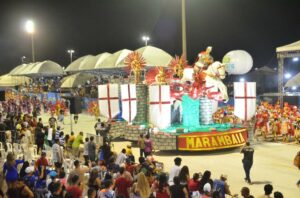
[61,73,96,88]
[65,55,91,72]
[100,49,132,68]
[135,46,173,67]
[0,74,31,87]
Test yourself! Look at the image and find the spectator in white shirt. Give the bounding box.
[52,138,63,171]
[115,148,127,165]
[168,157,182,185]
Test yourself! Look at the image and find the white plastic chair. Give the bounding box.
[6,142,13,153]
[0,148,6,161]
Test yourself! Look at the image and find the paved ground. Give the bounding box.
[42,113,300,197]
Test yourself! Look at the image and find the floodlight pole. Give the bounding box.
[181,0,187,58]
[31,33,35,62]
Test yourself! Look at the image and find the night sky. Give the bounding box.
[0,0,299,75]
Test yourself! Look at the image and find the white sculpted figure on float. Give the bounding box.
[204,61,229,102]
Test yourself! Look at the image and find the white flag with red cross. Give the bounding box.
[234,82,256,121]
[121,84,137,123]
[149,85,171,129]
[98,84,120,119]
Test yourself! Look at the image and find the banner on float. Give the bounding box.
[98,84,120,119]
[149,85,171,129]
[234,82,256,121]
[121,84,137,123]
[177,129,247,151]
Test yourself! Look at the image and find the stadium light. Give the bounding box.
[142,36,150,46]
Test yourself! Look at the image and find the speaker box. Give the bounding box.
[0,91,5,101]
[69,97,82,114]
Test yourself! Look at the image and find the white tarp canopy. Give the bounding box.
[9,64,29,75]
[65,55,91,72]
[285,72,300,87]
[136,46,173,67]
[65,53,112,72]
[61,73,96,88]
[10,61,64,77]
[276,40,300,53]
[0,74,31,87]
[100,49,132,68]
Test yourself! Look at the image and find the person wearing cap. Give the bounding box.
[202,183,212,198]
[240,141,254,184]
[23,166,37,191]
[168,157,182,185]
[213,175,237,198]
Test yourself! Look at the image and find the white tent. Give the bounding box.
[276,40,300,106]
[0,74,30,87]
[65,55,91,72]
[9,64,29,75]
[276,40,300,53]
[135,46,173,67]
[10,61,64,77]
[65,53,112,72]
[94,53,112,69]
[100,49,132,68]
[61,73,96,88]
[285,72,300,87]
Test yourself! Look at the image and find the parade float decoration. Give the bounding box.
[88,100,100,119]
[98,47,254,151]
[98,84,120,120]
[50,100,67,116]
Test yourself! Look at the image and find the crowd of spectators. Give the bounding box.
[0,99,294,198]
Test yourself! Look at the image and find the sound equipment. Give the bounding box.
[0,91,5,101]
[69,97,82,114]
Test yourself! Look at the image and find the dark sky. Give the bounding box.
[0,0,299,75]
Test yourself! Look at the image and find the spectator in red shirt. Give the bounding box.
[66,174,83,198]
[125,158,135,177]
[188,173,200,192]
[34,151,49,170]
[114,167,132,198]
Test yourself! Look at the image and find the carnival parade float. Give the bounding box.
[97,46,256,151]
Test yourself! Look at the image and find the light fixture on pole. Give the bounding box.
[239,78,245,82]
[67,49,75,63]
[21,56,26,64]
[142,36,150,46]
[284,73,291,79]
[25,20,35,62]
[293,57,299,62]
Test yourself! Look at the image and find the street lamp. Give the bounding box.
[142,36,150,46]
[21,56,26,64]
[292,86,297,90]
[284,73,291,79]
[25,20,35,62]
[239,78,245,82]
[293,57,299,62]
[67,49,75,63]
